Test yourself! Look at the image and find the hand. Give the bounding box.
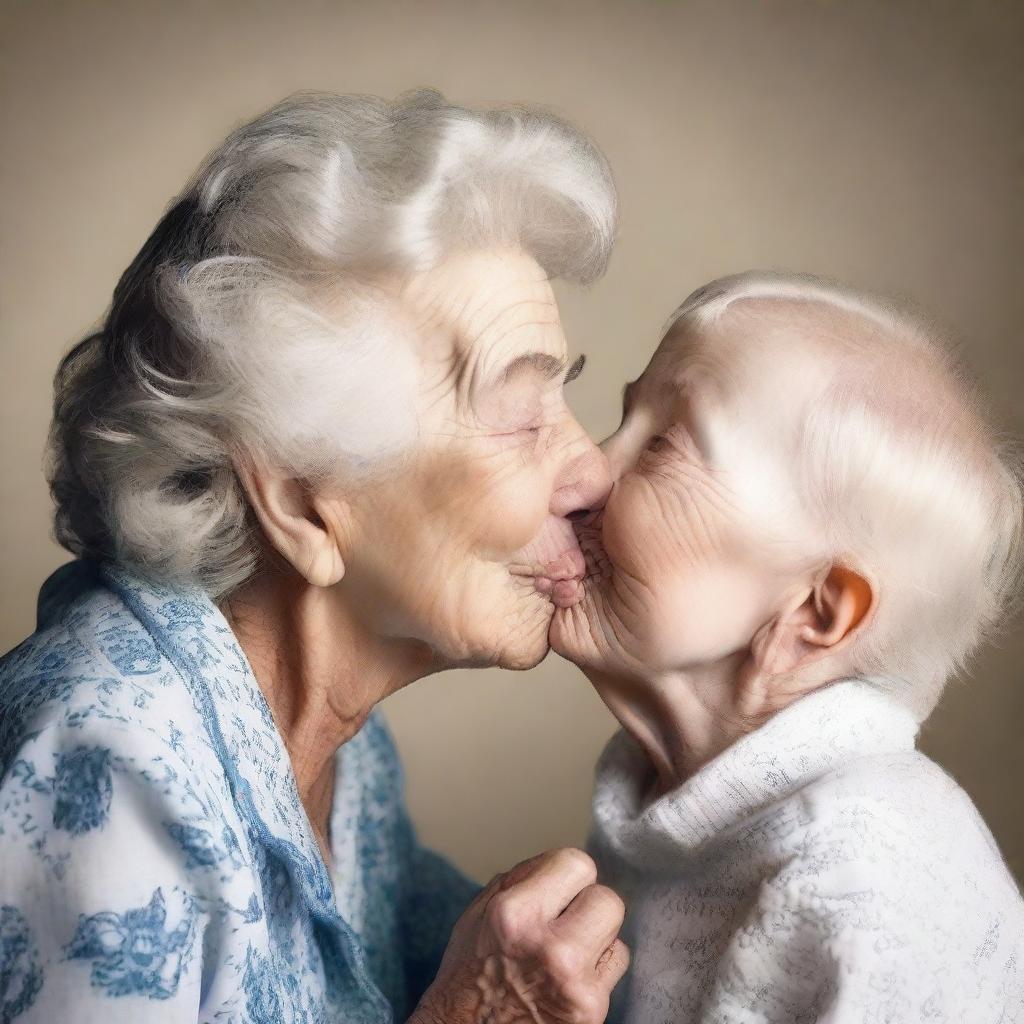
[412,847,629,1024]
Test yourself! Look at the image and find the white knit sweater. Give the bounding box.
[589,678,1024,1024]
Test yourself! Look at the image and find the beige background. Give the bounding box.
[2,0,1021,883]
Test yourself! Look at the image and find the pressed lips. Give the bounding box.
[509,515,587,608]
[570,508,611,584]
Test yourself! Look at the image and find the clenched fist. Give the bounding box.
[411,847,629,1024]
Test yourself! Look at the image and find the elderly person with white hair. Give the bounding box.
[552,272,1024,1022]
[0,91,631,1024]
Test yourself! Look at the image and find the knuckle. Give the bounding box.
[554,847,596,881]
[473,873,504,907]
[562,982,604,1024]
[502,852,544,887]
[485,892,530,948]
[541,937,585,983]
[588,883,625,921]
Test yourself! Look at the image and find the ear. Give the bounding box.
[235,460,347,588]
[750,563,875,680]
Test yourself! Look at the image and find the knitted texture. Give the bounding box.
[590,678,1024,1023]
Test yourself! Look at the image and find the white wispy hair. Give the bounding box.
[48,90,617,597]
[667,271,1023,719]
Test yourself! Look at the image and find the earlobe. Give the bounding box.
[749,586,816,678]
[234,460,347,588]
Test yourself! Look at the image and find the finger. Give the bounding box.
[462,860,534,926]
[595,938,630,986]
[494,851,550,892]
[464,868,507,917]
[496,847,598,921]
[553,883,625,959]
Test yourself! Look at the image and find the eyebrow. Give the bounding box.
[496,352,586,385]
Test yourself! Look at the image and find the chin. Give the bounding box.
[496,639,550,671]
[493,600,554,670]
[550,568,635,678]
[549,584,599,668]
[444,590,554,671]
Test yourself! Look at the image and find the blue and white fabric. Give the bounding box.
[0,560,478,1023]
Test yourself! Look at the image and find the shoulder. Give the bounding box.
[0,629,255,1018]
[766,751,1024,966]
[0,713,256,1019]
[1,565,216,778]
[736,752,1024,1014]
[796,749,1014,880]
[0,567,238,884]
[0,709,236,883]
[0,716,236,1018]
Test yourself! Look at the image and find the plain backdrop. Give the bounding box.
[2,0,1021,883]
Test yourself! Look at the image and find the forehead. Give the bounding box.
[397,248,567,372]
[644,303,840,404]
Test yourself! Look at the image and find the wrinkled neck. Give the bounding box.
[587,652,758,796]
[219,567,434,861]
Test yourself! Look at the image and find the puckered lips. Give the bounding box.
[509,515,587,608]
[569,508,611,585]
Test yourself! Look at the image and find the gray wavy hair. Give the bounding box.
[48,90,618,597]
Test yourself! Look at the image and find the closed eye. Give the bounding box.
[490,423,545,447]
[564,354,586,384]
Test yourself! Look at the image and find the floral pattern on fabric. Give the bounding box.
[164,823,228,870]
[64,888,194,999]
[52,746,113,835]
[0,906,44,1023]
[0,560,480,1022]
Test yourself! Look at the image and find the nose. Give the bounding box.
[599,430,632,484]
[549,431,613,519]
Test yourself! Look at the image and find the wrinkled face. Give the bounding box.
[551,323,808,678]
[338,249,610,670]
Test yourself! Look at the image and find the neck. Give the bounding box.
[219,567,434,864]
[586,653,761,796]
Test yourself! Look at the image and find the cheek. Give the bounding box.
[414,446,554,556]
[652,566,769,666]
[474,461,553,552]
[601,475,681,578]
[601,476,771,666]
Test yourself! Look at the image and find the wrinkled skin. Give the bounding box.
[552,322,804,680]
[328,248,609,671]
[551,315,872,789]
[229,248,626,1024]
[415,849,629,1024]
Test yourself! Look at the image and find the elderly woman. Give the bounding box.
[0,91,630,1023]
[553,272,1024,1022]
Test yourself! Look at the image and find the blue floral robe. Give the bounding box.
[0,560,480,1023]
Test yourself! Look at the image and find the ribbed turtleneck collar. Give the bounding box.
[591,677,919,873]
